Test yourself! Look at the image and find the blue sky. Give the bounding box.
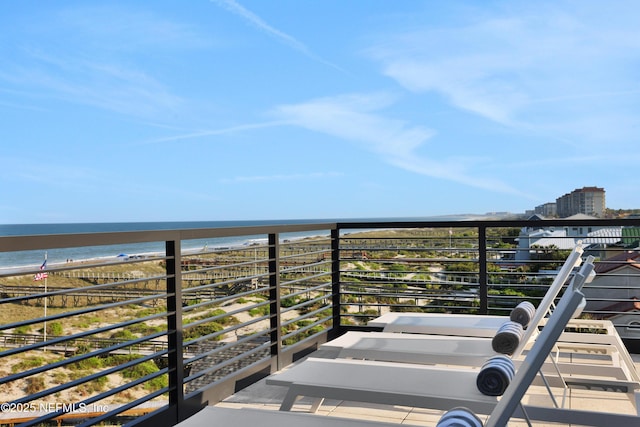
[1,1,639,224]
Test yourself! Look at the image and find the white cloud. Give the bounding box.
[220,171,344,184]
[0,5,207,120]
[271,93,431,156]
[4,54,185,119]
[367,2,640,144]
[57,5,210,51]
[270,93,527,196]
[141,121,288,145]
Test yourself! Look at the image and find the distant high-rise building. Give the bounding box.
[556,187,605,217]
[534,202,557,217]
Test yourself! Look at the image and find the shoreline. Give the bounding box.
[0,232,331,274]
[0,215,495,272]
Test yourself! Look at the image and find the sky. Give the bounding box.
[1,0,639,224]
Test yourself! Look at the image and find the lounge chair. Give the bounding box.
[265,265,640,426]
[323,259,640,403]
[328,255,593,363]
[322,331,639,386]
[368,243,585,338]
[345,247,637,384]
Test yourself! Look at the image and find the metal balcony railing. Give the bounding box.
[0,218,639,427]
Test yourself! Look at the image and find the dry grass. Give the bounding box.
[1,303,69,325]
[0,349,166,406]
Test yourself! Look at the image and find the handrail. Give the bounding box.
[0,218,639,427]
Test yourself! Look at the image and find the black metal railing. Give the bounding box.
[0,218,638,427]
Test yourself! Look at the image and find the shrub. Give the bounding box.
[15,325,31,334]
[183,322,223,341]
[102,354,141,367]
[248,305,270,317]
[47,322,63,336]
[12,356,46,373]
[145,374,168,391]
[74,343,92,355]
[110,329,136,340]
[71,356,103,370]
[121,360,159,380]
[185,309,239,326]
[209,309,239,326]
[134,307,166,318]
[127,323,165,335]
[280,297,298,308]
[25,376,46,394]
[76,376,108,396]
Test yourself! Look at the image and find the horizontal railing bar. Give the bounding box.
[184,257,272,274]
[281,293,331,313]
[281,259,331,273]
[0,292,170,331]
[184,315,274,347]
[74,387,169,427]
[279,249,330,262]
[181,273,268,293]
[0,223,339,252]
[195,241,271,256]
[280,282,331,300]
[0,275,169,305]
[280,272,331,287]
[183,332,271,367]
[0,330,168,384]
[183,286,273,313]
[0,255,171,279]
[11,351,168,407]
[281,304,332,329]
[0,312,169,357]
[181,289,270,314]
[183,304,271,331]
[282,316,331,342]
[338,218,640,229]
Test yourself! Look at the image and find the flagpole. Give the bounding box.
[34,252,49,351]
[43,252,48,349]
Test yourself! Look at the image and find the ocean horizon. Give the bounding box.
[0,215,488,270]
[0,215,488,236]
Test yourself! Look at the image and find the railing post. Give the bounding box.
[165,239,185,422]
[331,227,341,338]
[268,233,283,370]
[478,226,488,315]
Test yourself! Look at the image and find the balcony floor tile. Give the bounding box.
[212,351,640,426]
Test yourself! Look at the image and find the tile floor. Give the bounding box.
[210,351,640,426]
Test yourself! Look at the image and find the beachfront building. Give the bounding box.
[556,186,606,218]
[534,202,557,217]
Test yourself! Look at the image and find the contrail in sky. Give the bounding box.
[140,120,288,145]
[212,0,345,72]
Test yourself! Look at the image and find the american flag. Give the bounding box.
[34,259,48,281]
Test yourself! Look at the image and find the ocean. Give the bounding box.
[0,216,473,269]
